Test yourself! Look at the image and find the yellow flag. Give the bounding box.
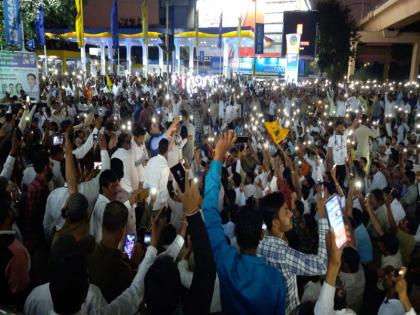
[75,0,84,48]
[142,0,149,46]
[264,121,289,144]
[106,75,113,89]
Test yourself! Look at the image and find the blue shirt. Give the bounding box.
[354,224,373,264]
[202,161,287,315]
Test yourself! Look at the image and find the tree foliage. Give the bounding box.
[1,0,79,49]
[316,0,358,82]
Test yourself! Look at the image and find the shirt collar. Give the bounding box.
[263,235,288,246]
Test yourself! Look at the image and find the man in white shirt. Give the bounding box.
[327,120,350,187]
[131,125,149,184]
[89,170,139,242]
[368,161,388,192]
[144,138,170,211]
[50,145,65,189]
[180,110,195,163]
[43,135,111,238]
[111,133,137,193]
[24,233,157,315]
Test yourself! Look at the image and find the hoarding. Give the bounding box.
[0,51,39,100]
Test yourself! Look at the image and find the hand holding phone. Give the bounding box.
[53,133,64,146]
[324,194,349,248]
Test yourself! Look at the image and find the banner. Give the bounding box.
[255,23,264,54]
[3,0,22,48]
[264,120,289,144]
[35,6,45,46]
[75,0,84,48]
[0,51,39,100]
[286,33,301,55]
[199,51,205,63]
[142,0,149,46]
[111,0,119,50]
[217,12,223,49]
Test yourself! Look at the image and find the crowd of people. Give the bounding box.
[0,72,419,315]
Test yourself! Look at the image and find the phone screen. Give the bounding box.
[123,233,136,259]
[53,134,64,146]
[324,194,348,248]
[94,162,102,170]
[170,163,186,193]
[93,134,99,144]
[143,232,151,246]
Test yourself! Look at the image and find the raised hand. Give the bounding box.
[214,130,237,162]
[180,172,202,216]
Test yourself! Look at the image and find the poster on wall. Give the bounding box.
[0,51,39,100]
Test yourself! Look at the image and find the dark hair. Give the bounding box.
[110,158,124,181]
[102,201,128,232]
[232,172,241,187]
[27,73,36,80]
[405,171,415,184]
[371,189,385,204]
[342,247,360,273]
[259,192,286,231]
[360,157,367,165]
[99,170,118,193]
[158,138,169,155]
[133,125,146,137]
[234,205,263,250]
[117,133,130,148]
[50,245,89,314]
[380,232,399,255]
[180,109,188,119]
[144,255,182,315]
[158,224,176,253]
[33,150,50,174]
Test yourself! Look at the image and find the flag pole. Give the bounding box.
[43,44,48,74]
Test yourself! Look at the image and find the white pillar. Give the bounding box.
[80,46,86,73]
[409,43,420,81]
[223,39,229,77]
[100,43,106,75]
[189,44,194,74]
[107,43,113,74]
[175,44,181,74]
[233,40,239,73]
[158,46,164,74]
[142,41,149,76]
[126,44,132,75]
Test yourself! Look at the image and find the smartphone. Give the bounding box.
[26,96,30,103]
[143,232,151,247]
[123,233,136,259]
[53,133,64,146]
[94,162,102,170]
[170,163,186,193]
[324,194,348,248]
[93,134,99,144]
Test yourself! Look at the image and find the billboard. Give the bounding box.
[0,51,39,100]
[197,0,264,28]
[282,11,318,56]
[239,57,286,75]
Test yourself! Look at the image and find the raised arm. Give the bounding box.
[202,131,237,262]
[64,132,78,195]
[72,116,102,159]
[181,172,216,315]
[364,198,384,236]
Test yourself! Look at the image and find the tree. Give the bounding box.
[0,0,80,49]
[316,0,358,82]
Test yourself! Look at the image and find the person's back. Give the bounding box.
[87,201,133,303]
[202,133,286,315]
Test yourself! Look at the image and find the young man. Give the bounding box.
[258,192,328,315]
[23,150,52,253]
[144,139,170,211]
[202,131,287,315]
[88,201,134,303]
